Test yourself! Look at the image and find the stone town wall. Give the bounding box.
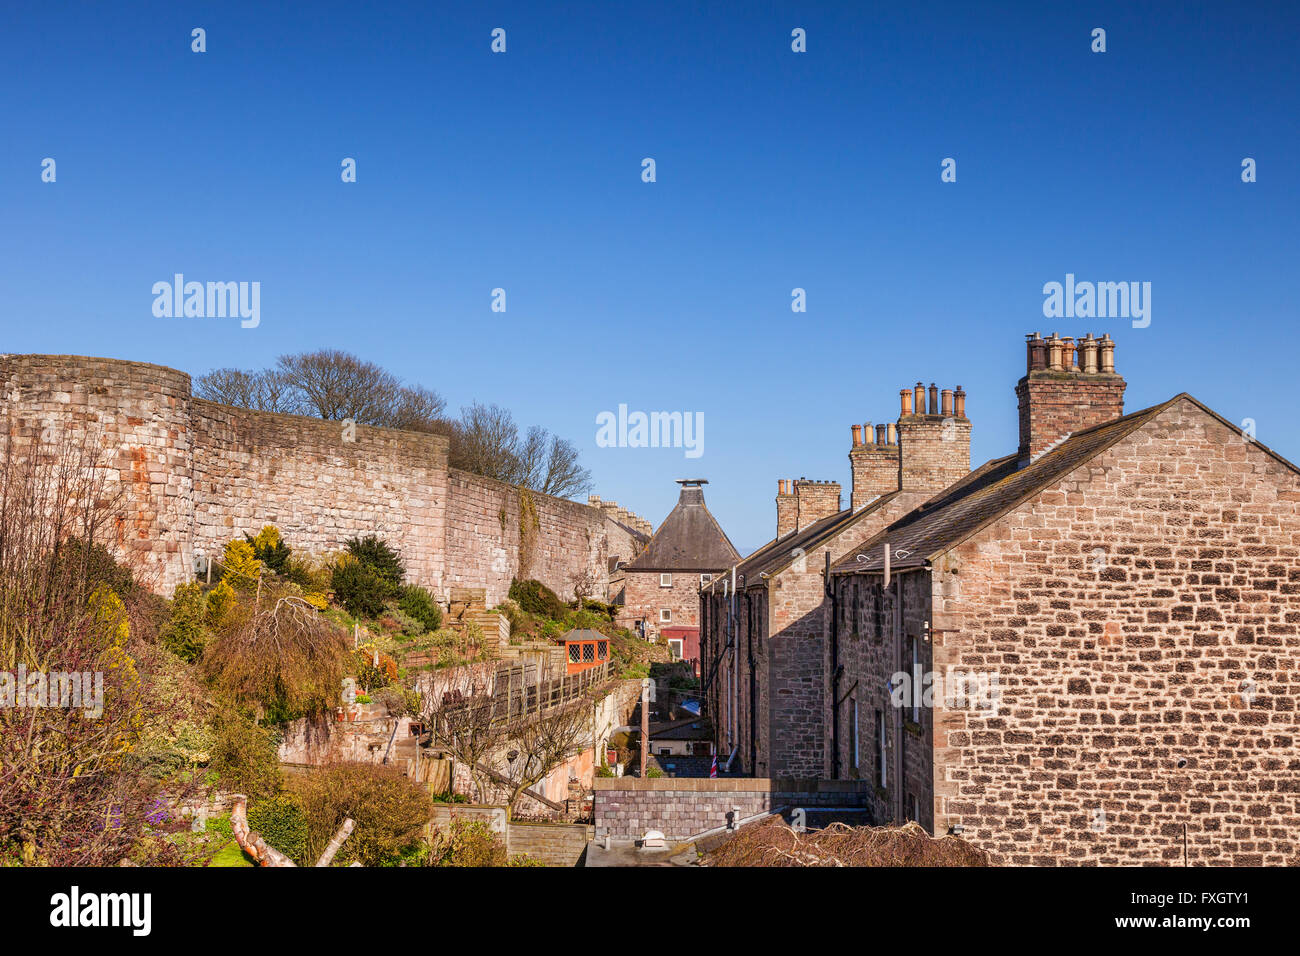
[0,354,196,593]
[191,399,449,591]
[0,354,640,605]
[442,468,614,608]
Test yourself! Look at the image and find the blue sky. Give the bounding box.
[3,1,1297,555]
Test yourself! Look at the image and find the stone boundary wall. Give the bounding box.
[592,778,871,841]
[426,805,594,866]
[508,820,594,866]
[444,468,611,608]
[0,353,196,593]
[192,398,449,591]
[1,353,644,605]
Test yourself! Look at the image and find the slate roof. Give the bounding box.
[626,481,740,572]
[705,492,903,592]
[833,394,1212,574]
[646,717,714,741]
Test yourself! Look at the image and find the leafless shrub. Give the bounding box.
[703,816,994,867]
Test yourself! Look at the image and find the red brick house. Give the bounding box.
[805,331,1298,865]
[618,480,739,654]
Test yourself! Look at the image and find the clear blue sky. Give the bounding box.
[3,1,1297,555]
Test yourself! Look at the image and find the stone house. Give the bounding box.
[701,383,973,776]
[774,331,1299,865]
[618,480,739,657]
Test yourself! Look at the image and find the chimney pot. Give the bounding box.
[851,423,863,447]
[914,383,926,415]
[1099,333,1116,374]
[954,386,966,419]
[1079,333,1099,374]
[900,388,913,416]
[1062,336,1077,372]
[886,422,897,445]
[1046,333,1064,371]
[928,383,939,415]
[941,388,954,417]
[1028,332,1047,372]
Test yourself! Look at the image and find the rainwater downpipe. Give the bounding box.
[827,550,841,779]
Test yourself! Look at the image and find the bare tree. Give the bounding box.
[499,696,593,818]
[536,434,591,499]
[571,567,598,608]
[382,385,447,432]
[194,368,300,413]
[194,351,588,497]
[274,350,404,422]
[423,686,508,804]
[450,404,591,499]
[450,402,523,483]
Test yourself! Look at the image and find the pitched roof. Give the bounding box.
[626,481,740,572]
[833,394,1219,574]
[706,492,903,591]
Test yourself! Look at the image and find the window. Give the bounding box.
[911,794,921,823]
[876,709,887,788]
[660,608,671,622]
[597,640,608,660]
[700,573,712,585]
[660,573,673,588]
[668,639,683,660]
[582,642,595,663]
[568,644,581,663]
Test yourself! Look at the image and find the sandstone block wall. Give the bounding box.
[0,354,196,593]
[443,468,612,608]
[1,354,637,606]
[592,777,870,841]
[192,399,449,590]
[932,398,1299,864]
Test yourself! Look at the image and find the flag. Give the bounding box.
[710,754,718,778]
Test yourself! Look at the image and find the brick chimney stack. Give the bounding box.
[849,420,900,509]
[776,479,798,537]
[897,380,972,493]
[793,478,841,530]
[1016,331,1125,460]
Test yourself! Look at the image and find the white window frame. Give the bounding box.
[699,573,712,585]
[659,573,673,588]
[668,638,683,660]
[659,608,671,623]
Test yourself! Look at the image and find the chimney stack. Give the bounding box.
[849,416,900,510]
[793,479,842,530]
[1016,331,1126,460]
[897,379,972,493]
[776,479,798,537]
